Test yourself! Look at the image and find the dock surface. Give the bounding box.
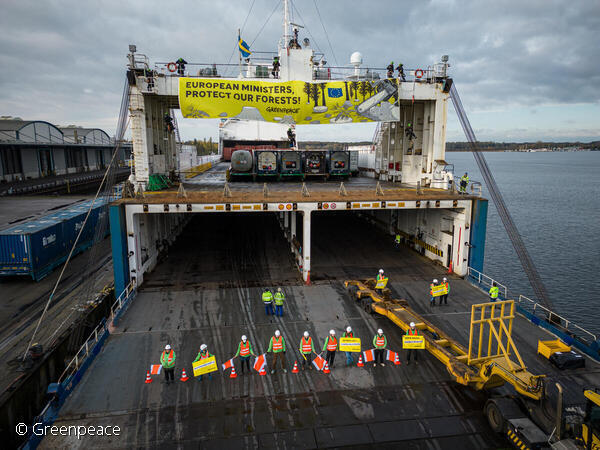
[41,213,600,448]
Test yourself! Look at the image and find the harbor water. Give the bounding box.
[446,151,600,336]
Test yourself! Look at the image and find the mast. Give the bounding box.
[283,0,289,49]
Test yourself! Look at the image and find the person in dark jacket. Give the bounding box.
[176,57,188,76]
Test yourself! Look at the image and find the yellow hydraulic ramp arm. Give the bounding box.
[345,279,545,401]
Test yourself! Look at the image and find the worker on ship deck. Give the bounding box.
[268,330,287,374]
[376,269,386,293]
[395,233,402,247]
[322,329,338,368]
[262,288,274,315]
[274,287,285,317]
[440,277,450,305]
[272,56,280,78]
[160,344,176,384]
[405,121,417,140]
[373,328,387,367]
[193,344,213,381]
[287,127,296,148]
[299,331,315,370]
[235,335,256,375]
[387,61,394,78]
[489,282,499,302]
[343,326,355,366]
[396,63,406,81]
[406,322,420,364]
[460,172,469,193]
[430,278,439,306]
[176,57,187,76]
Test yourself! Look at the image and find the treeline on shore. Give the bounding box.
[446,141,600,151]
[183,138,219,155]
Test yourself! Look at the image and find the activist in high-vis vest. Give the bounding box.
[406,326,420,364]
[268,332,286,373]
[235,336,255,374]
[274,288,285,317]
[262,290,274,316]
[489,283,499,302]
[323,330,338,368]
[299,333,315,369]
[343,327,354,366]
[194,348,214,380]
[372,330,387,366]
[160,345,176,383]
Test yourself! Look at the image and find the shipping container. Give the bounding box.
[254,150,279,177]
[279,151,303,178]
[328,150,351,177]
[302,151,328,179]
[0,198,109,280]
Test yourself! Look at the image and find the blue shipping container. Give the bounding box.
[0,198,110,280]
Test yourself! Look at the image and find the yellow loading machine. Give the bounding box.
[345,279,599,449]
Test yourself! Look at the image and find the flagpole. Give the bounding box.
[238,28,242,77]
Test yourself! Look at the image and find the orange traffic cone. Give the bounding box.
[323,361,330,374]
[180,369,189,382]
[259,366,267,376]
[394,353,401,366]
[144,370,152,384]
[448,261,453,274]
[230,366,238,379]
[292,361,299,373]
[357,355,364,367]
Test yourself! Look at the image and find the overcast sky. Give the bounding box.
[1,0,598,143]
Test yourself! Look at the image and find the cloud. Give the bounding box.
[0,0,598,142]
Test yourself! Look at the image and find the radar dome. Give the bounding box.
[350,52,363,67]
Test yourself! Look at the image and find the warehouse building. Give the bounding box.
[0,117,129,182]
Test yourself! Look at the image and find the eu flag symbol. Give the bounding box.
[238,37,251,58]
[328,88,343,98]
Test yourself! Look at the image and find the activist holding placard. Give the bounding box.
[193,344,218,380]
[341,327,360,365]
[403,322,424,364]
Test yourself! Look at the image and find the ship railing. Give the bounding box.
[57,319,109,385]
[516,294,597,344]
[467,267,598,348]
[467,267,508,298]
[152,61,440,83]
[454,176,482,196]
[109,280,137,325]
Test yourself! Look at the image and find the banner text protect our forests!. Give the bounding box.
[178,78,400,124]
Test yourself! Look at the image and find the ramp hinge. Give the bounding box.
[223,182,232,198]
[339,182,348,196]
[376,182,384,196]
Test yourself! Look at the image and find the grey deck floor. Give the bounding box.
[41,213,599,448]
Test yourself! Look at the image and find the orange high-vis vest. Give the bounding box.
[327,337,338,351]
[200,351,210,359]
[162,350,174,364]
[239,341,250,357]
[407,328,419,336]
[376,335,385,347]
[430,283,435,295]
[272,336,283,351]
[301,337,312,353]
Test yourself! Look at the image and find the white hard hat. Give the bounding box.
[346,326,352,333]
[443,277,447,282]
[330,329,335,335]
[241,335,247,341]
[275,330,281,337]
[379,269,384,273]
[377,328,383,334]
[200,344,207,351]
[433,279,438,283]
[303,331,309,338]
[165,344,171,350]
[410,322,415,328]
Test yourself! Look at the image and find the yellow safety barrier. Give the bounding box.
[184,162,213,179]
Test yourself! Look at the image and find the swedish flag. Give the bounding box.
[238,36,251,58]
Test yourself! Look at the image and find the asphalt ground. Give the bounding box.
[40,212,600,448]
